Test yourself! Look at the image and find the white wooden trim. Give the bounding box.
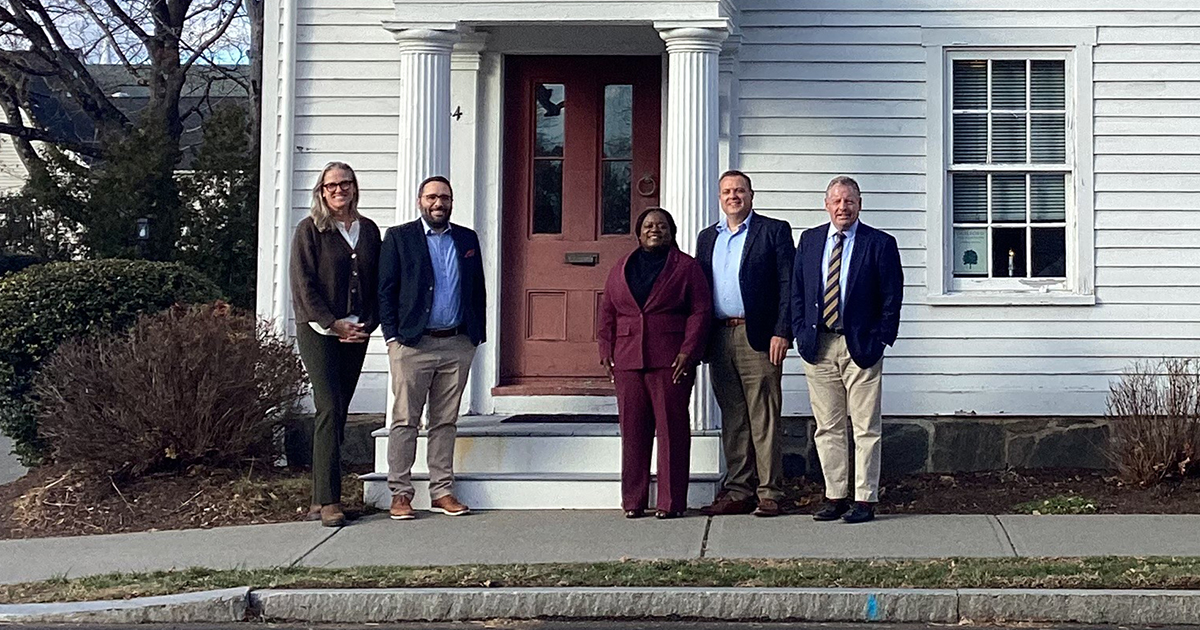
[924,41,948,298]
[921,26,1097,303]
[926,292,1096,306]
[921,27,1097,49]
[257,0,299,334]
[1072,39,1096,297]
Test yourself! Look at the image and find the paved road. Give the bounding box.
[0,623,1156,630]
[0,433,26,486]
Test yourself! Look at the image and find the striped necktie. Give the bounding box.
[823,231,845,331]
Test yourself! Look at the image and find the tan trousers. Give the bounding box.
[802,332,883,503]
[709,325,784,502]
[386,334,476,501]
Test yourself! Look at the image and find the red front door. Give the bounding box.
[500,56,662,392]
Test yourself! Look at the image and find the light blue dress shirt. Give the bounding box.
[422,218,462,330]
[711,211,753,319]
[820,220,858,320]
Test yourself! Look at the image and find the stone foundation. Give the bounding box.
[283,413,1113,477]
[284,414,382,468]
[782,416,1112,479]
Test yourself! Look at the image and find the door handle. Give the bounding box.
[565,252,600,266]
[637,173,657,197]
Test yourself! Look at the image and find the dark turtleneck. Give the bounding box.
[625,246,669,309]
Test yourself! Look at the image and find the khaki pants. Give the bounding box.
[709,325,784,502]
[802,332,883,503]
[386,334,476,501]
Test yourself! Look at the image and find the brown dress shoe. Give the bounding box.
[429,494,470,516]
[319,503,345,527]
[753,498,781,517]
[700,493,757,516]
[390,495,416,520]
[305,504,321,522]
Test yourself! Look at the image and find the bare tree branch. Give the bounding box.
[67,0,141,77]
[185,0,222,21]
[0,78,48,175]
[0,121,102,158]
[181,3,239,72]
[94,0,151,43]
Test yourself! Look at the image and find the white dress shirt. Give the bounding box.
[820,220,858,320]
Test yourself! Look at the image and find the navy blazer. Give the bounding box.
[378,219,487,347]
[695,213,796,353]
[790,222,903,369]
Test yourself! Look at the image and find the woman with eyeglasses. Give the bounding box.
[290,161,381,527]
[597,207,712,519]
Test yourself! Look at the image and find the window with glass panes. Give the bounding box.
[949,56,1069,281]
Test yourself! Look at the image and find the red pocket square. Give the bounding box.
[464,249,476,258]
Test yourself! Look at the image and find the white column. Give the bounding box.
[380,23,458,430]
[718,33,742,175]
[450,32,488,415]
[385,24,460,223]
[658,24,728,431]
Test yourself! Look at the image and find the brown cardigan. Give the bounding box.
[290,215,381,333]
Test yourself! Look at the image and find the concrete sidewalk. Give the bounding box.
[5,511,1200,585]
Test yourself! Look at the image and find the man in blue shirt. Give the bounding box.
[791,176,903,524]
[695,170,796,517]
[379,176,487,521]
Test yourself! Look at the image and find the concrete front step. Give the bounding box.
[372,423,723,476]
[360,472,721,511]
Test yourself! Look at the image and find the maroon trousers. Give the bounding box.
[614,368,693,512]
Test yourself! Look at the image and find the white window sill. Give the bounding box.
[926,292,1096,306]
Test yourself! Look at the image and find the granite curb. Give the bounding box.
[249,587,1200,625]
[7,586,1200,624]
[0,586,249,623]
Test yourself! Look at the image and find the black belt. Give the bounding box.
[819,325,844,336]
[426,325,464,338]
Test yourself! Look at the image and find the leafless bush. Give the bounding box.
[1106,358,1200,485]
[34,302,307,481]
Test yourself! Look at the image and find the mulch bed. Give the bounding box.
[2,464,1199,540]
[0,463,371,540]
[786,468,1200,515]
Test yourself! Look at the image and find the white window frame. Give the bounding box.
[923,27,1096,306]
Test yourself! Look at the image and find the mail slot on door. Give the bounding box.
[565,252,600,266]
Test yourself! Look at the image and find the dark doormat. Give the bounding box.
[501,414,618,424]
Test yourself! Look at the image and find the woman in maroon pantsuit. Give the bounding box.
[598,208,713,519]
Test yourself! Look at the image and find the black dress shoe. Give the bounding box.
[655,510,684,519]
[842,501,876,524]
[812,498,850,521]
[624,509,645,519]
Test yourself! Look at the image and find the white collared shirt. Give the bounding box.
[820,220,859,319]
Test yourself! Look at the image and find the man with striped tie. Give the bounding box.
[791,176,904,524]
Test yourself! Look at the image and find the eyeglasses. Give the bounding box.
[322,180,355,192]
[422,194,453,203]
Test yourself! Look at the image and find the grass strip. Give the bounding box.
[5,557,1200,605]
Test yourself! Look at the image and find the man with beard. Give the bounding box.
[379,175,486,521]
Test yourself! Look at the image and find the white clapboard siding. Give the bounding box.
[736,1,1200,416]
[266,0,1200,418]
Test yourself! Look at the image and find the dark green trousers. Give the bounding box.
[296,325,369,505]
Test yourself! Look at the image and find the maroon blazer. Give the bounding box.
[597,247,713,371]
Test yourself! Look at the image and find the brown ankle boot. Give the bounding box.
[319,503,345,527]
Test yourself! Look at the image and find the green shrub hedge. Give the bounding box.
[0,259,221,465]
